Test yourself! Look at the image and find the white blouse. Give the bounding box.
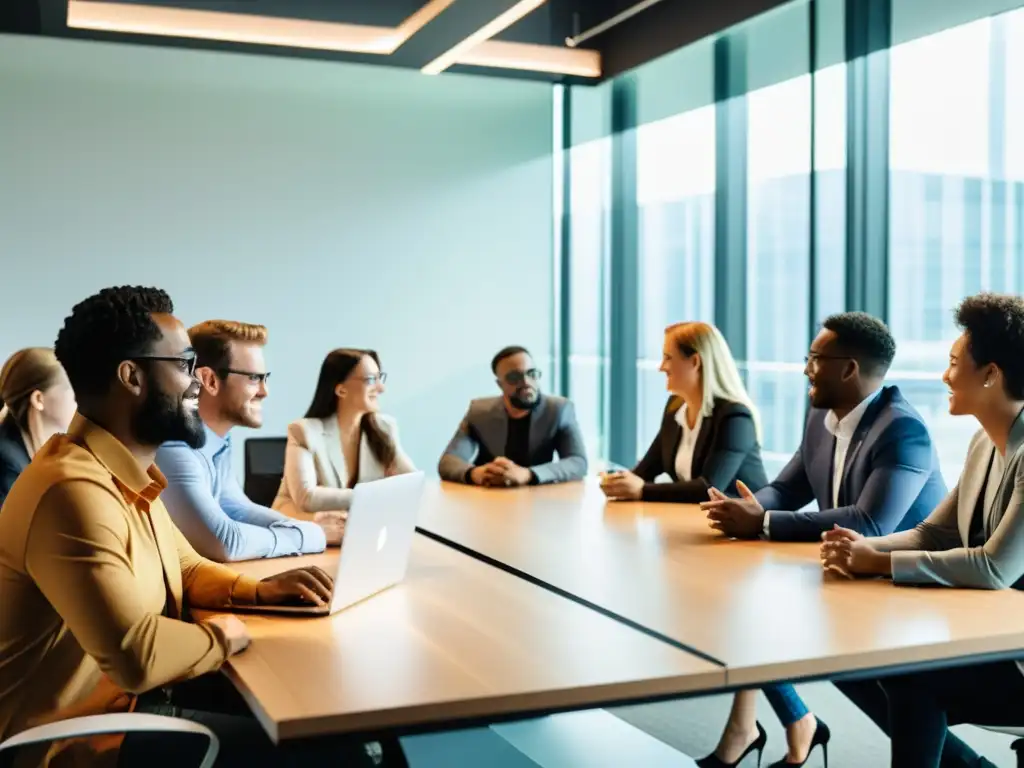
[673,404,704,482]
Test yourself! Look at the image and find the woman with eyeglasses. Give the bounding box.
[600,321,768,503]
[0,348,77,508]
[273,349,415,523]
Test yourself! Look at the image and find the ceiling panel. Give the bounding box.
[101,0,428,26]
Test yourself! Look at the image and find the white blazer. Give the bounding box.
[272,414,415,516]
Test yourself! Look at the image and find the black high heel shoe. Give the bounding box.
[696,721,768,768]
[767,718,831,768]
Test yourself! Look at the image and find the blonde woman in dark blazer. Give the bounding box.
[600,321,767,503]
[823,293,1024,768]
[273,349,414,525]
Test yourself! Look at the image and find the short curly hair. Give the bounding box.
[55,286,174,400]
[956,293,1024,399]
[822,312,896,378]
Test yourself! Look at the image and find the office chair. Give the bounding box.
[979,727,1024,767]
[0,714,218,768]
[243,436,287,508]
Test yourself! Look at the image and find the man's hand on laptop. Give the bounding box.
[257,566,334,608]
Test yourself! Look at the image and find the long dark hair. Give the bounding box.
[304,348,396,469]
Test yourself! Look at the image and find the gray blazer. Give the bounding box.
[873,411,1024,590]
[438,395,587,485]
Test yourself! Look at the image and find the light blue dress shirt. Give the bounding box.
[156,426,327,562]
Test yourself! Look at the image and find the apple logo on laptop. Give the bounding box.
[376,527,388,552]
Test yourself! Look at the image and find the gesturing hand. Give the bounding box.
[700,481,765,538]
[256,566,334,607]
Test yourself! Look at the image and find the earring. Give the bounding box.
[985,380,994,388]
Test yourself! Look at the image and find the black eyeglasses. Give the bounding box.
[134,351,197,377]
[360,373,387,386]
[804,353,854,367]
[218,369,271,385]
[503,368,542,386]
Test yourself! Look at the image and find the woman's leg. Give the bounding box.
[708,689,762,763]
[763,684,818,763]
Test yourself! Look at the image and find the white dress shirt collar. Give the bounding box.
[823,388,882,440]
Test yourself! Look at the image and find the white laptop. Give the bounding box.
[237,471,426,616]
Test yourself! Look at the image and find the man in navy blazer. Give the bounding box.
[703,312,946,542]
[699,313,960,766]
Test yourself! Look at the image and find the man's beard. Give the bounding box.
[509,388,540,411]
[133,387,206,448]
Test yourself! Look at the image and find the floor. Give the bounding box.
[612,681,1019,767]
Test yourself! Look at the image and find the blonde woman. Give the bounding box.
[601,321,767,503]
[0,348,77,507]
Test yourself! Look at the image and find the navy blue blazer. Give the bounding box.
[756,385,947,542]
[0,416,31,510]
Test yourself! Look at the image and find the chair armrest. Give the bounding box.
[0,714,219,768]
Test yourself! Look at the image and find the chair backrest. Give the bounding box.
[243,437,287,508]
[0,713,219,768]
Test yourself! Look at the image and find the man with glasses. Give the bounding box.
[439,345,588,486]
[157,320,335,562]
[702,311,945,542]
[696,315,964,768]
[0,287,404,767]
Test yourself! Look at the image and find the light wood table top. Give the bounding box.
[202,534,724,742]
[418,479,1024,687]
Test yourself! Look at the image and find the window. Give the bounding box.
[635,107,716,454]
[567,137,612,463]
[745,74,813,477]
[888,8,1024,484]
[814,62,848,319]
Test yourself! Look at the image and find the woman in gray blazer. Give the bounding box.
[822,293,1024,768]
[273,349,415,524]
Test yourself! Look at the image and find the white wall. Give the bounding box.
[0,35,555,474]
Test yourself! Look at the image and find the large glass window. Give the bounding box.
[567,136,612,463]
[745,74,813,477]
[635,107,716,454]
[888,7,1024,484]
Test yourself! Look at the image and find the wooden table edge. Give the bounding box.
[228,666,727,743]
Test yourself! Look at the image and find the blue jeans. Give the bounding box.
[763,684,810,727]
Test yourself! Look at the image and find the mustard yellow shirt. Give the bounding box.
[0,414,262,765]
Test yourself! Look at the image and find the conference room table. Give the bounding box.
[204,477,1024,746]
[417,478,1024,687]
[205,533,723,744]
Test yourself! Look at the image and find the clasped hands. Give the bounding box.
[470,457,533,488]
[819,525,892,578]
